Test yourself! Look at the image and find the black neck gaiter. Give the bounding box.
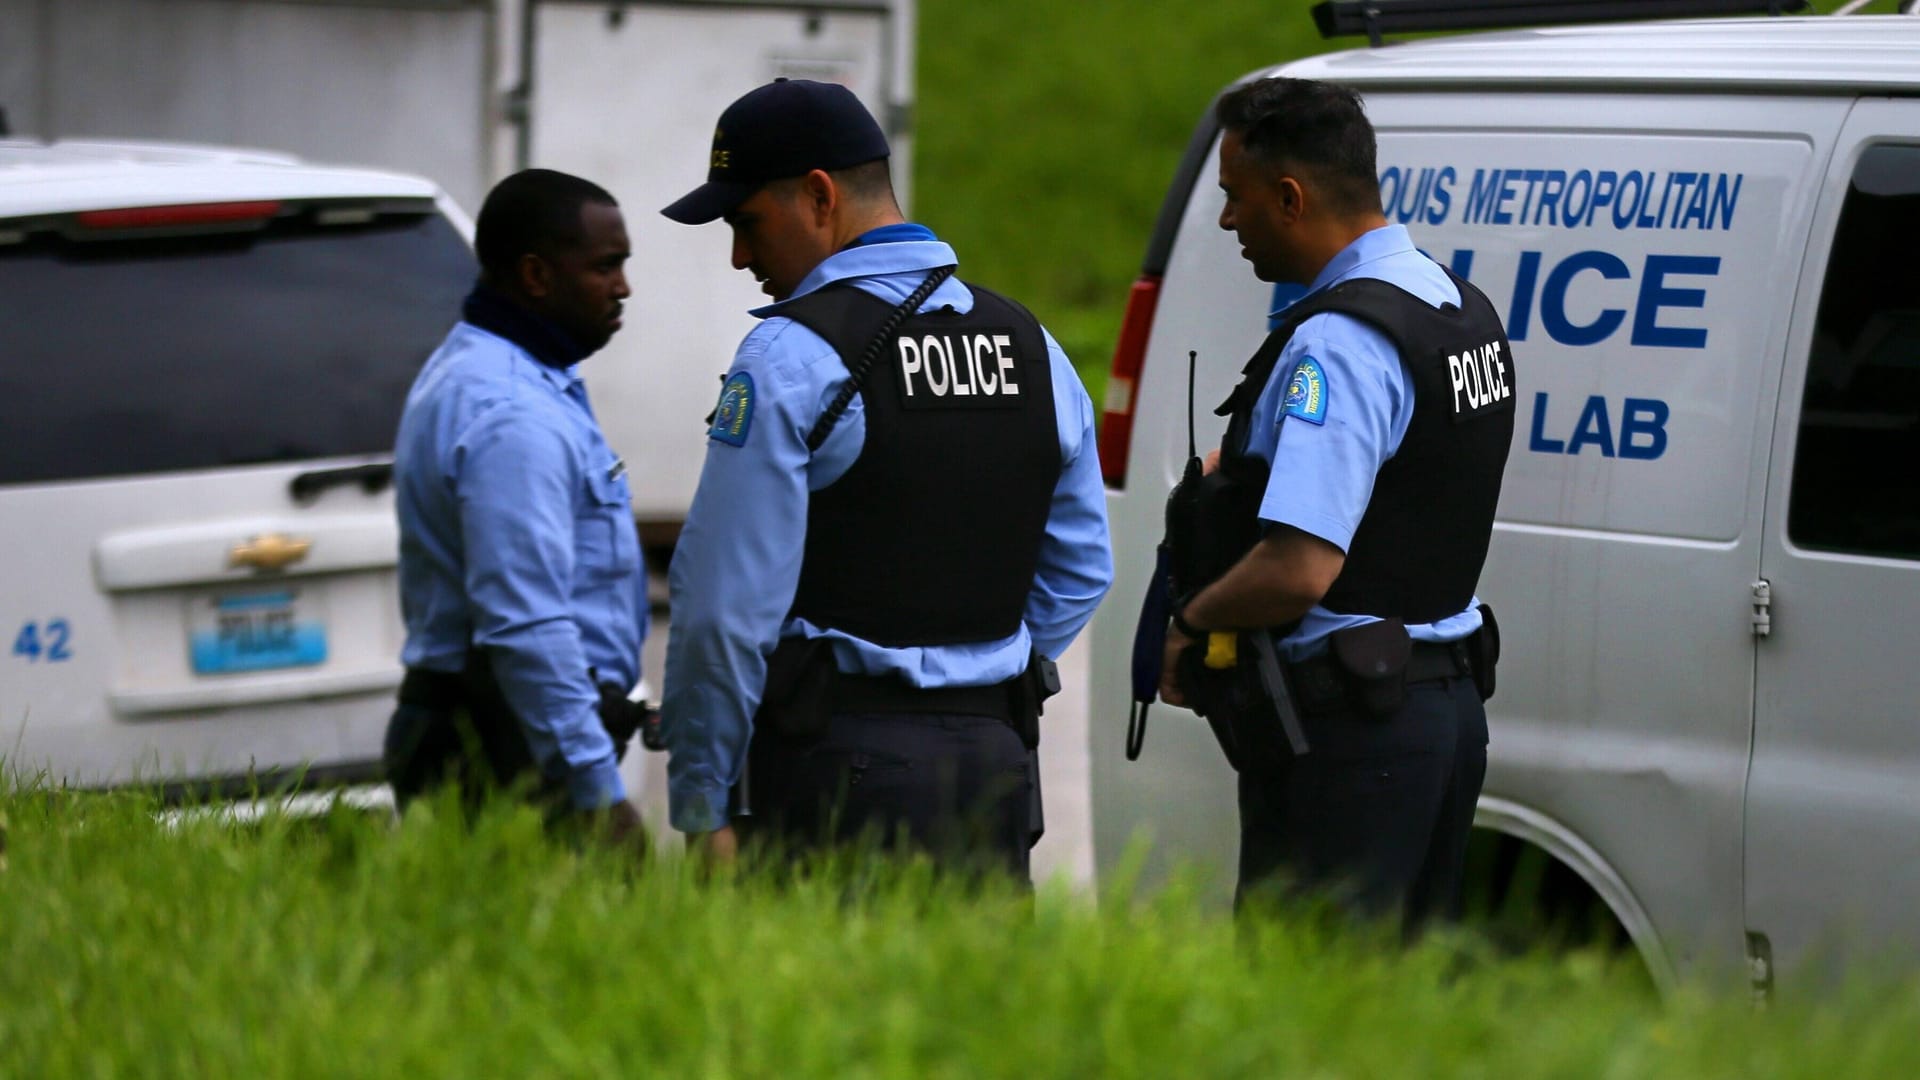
[460,283,590,370]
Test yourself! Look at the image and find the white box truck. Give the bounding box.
[0,0,917,550]
[1092,9,1920,995]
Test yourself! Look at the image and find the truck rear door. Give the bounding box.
[526,0,905,537]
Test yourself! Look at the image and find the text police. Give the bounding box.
[896,329,1025,406]
[1448,338,1512,417]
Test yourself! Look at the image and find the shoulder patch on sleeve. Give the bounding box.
[709,371,754,447]
[1282,355,1328,425]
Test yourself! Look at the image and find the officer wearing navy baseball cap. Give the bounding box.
[661,78,892,225]
[658,79,1113,875]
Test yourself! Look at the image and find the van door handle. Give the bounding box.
[290,462,393,503]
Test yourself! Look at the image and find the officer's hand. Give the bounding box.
[692,824,739,865]
[593,798,650,860]
[1160,626,1193,707]
[1203,448,1221,476]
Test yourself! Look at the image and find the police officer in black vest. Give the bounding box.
[658,80,1112,874]
[1159,78,1513,930]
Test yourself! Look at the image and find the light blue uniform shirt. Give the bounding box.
[663,228,1113,834]
[1244,224,1486,660]
[395,322,646,810]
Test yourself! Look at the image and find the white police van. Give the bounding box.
[0,140,473,797]
[1090,12,1920,994]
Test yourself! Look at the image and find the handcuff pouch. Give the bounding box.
[1328,617,1411,719]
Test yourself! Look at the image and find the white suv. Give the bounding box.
[0,139,474,795]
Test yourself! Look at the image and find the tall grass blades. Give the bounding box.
[3,786,1919,1078]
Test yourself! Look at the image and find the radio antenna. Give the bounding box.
[1186,350,1198,463]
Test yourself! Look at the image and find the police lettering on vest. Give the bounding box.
[1447,339,1512,420]
[777,280,1060,646]
[1215,271,1516,624]
[894,329,1023,409]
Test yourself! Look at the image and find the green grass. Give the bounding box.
[6,787,1920,1077]
[913,0,1337,403]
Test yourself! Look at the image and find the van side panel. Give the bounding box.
[1373,94,1839,980]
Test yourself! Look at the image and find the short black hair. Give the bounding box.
[830,158,896,204]
[1214,77,1381,217]
[760,157,896,208]
[473,168,618,283]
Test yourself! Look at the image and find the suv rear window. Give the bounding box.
[0,205,471,486]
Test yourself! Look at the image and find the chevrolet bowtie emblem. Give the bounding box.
[228,533,313,572]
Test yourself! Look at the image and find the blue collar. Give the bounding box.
[840,222,937,249]
[1306,223,1415,296]
[1270,224,1415,318]
[752,226,962,318]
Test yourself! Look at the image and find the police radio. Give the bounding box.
[1124,349,1310,767]
[1161,354,1253,660]
[1124,352,1200,760]
[1126,350,1246,760]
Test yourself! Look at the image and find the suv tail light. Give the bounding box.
[1098,274,1163,488]
[75,201,283,231]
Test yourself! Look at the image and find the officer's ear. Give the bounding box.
[517,251,555,299]
[799,169,838,227]
[1273,175,1308,225]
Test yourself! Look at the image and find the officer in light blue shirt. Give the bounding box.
[1160,79,1515,929]
[1242,232,1490,663]
[387,169,649,846]
[660,80,1112,873]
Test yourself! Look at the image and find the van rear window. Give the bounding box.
[0,209,471,486]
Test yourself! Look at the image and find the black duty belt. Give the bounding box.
[1405,639,1475,684]
[1289,638,1474,691]
[831,672,1013,720]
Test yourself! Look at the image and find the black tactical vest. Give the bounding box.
[1217,269,1516,624]
[776,279,1061,647]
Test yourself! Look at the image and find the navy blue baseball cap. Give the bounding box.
[661,78,891,225]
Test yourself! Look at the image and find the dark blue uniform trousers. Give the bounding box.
[1236,672,1488,930]
[745,711,1034,880]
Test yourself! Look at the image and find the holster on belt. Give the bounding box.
[1294,606,1503,718]
[390,648,643,807]
[1005,647,1060,751]
[1466,603,1501,701]
[753,636,1058,751]
[469,649,643,765]
[754,636,840,741]
[1182,632,1309,774]
[1330,606,1501,708]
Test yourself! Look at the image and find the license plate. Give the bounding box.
[188,588,328,675]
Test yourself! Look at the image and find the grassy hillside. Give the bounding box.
[913,1,1336,392]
